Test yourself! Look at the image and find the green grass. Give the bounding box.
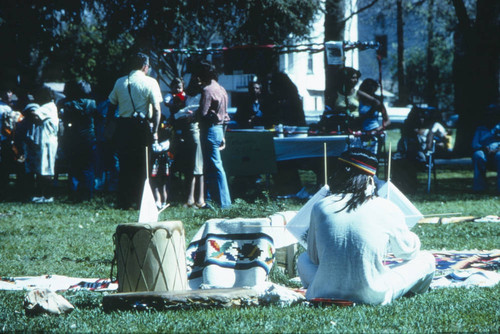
[0,168,499,333]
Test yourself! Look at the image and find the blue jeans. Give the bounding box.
[473,149,500,193]
[201,124,231,208]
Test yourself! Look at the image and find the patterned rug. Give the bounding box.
[384,250,500,288]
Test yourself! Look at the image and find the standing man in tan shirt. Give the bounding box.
[108,52,162,209]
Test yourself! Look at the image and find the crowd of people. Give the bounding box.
[0,86,60,203]
[0,55,234,210]
[1,59,498,208]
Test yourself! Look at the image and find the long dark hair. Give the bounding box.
[336,66,361,94]
[329,162,376,212]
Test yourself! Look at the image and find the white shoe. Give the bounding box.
[42,197,54,203]
[32,196,44,203]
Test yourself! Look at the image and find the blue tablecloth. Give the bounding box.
[273,135,361,161]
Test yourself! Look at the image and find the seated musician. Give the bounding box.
[357,78,390,155]
[297,148,435,305]
[318,67,362,134]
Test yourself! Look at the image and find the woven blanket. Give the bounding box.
[384,250,500,288]
[186,218,278,290]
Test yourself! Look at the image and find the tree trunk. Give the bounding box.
[395,0,409,106]
[425,0,437,107]
[452,0,499,156]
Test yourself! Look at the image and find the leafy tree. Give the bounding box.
[403,0,457,109]
[0,1,68,94]
[1,0,321,98]
[129,0,322,85]
[355,0,498,157]
[0,1,130,98]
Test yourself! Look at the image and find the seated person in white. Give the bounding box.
[297,148,435,305]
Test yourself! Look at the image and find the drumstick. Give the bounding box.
[242,225,288,228]
[387,142,392,182]
[242,212,464,227]
[387,142,392,200]
[324,142,327,186]
[158,203,171,214]
[409,212,462,218]
[145,146,149,180]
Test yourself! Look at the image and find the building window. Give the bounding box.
[287,53,294,71]
[307,53,314,74]
[279,54,286,72]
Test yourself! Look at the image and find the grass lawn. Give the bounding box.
[0,163,498,332]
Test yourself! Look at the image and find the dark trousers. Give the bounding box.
[68,140,96,201]
[114,118,151,209]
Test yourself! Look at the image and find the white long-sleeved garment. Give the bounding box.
[26,102,59,176]
[298,194,435,305]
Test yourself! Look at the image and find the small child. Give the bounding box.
[151,117,173,210]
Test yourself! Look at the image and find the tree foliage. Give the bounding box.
[0,0,320,96]
[403,0,457,109]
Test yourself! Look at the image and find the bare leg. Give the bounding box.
[153,188,161,206]
[151,179,161,207]
[186,174,196,206]
[195,174,205,206]
[161,180,168,204]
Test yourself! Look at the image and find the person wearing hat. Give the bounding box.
[297,148,435,305]
[108,52,162,209]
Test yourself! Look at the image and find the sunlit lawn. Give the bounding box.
[0,155,498,332]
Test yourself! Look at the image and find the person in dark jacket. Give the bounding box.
[62,80,98,201]
[234,80,273,129]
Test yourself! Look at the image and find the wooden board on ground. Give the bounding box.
[418,216,476,224]
[103,288,260,312]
